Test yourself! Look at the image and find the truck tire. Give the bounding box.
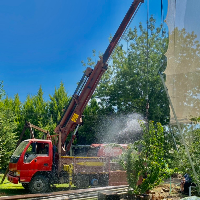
[22,183,29,190]
[99,174,109,186]
[75,174,89,189]
[29,175,50,193]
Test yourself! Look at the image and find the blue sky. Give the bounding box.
[0,0,168,102]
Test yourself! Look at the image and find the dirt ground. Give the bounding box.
[120,177,198,200]
[147,177,197,200]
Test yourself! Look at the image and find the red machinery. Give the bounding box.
[7,0,144,193]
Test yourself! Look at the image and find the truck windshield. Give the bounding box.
[10,141,29,163]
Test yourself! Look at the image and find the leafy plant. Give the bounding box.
[119,121,175,194]
[0,85,17,169]
[94,16,169,125]
[175,123,200,186]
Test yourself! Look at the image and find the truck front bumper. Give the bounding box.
[7,174,19,184]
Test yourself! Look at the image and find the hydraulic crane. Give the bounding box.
[54,0,144,154]
[7,0,144,193]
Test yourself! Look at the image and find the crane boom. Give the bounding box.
[54,0,144,152]
[6,0,144,190]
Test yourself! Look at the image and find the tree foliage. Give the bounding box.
[49,82,70,124]
[174,123,200,185]
[119,121,174,194]
[0,85,17,169]
[95,16,169,124]
[76,98,100,144]
[0,17,177,172]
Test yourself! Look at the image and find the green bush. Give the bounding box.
[119,121,175,194]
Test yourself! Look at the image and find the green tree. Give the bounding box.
[33,86,48,125]
[49,82,71,124]
[12,94,22,123]
[175,122,200,185]
[11,94,26,140]
[21,86,48,139]
[0,81,5,100]
[95,17,169,124]
[119,121,174,194]
[76,98,100,144]
[0,84,17,169]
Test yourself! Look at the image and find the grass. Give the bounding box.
[0,174,75,197]
[0,174,25,196]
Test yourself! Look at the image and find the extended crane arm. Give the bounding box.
[54,0,144,151]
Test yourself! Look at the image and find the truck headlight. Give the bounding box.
[14,171,20,176]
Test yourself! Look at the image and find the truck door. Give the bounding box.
[23,142,52,176]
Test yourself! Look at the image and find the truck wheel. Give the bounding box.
[22,183,29,190]
[29,175,50,193]
[75,174,89,189]
[99,174,109,186]
[91,178,98,186]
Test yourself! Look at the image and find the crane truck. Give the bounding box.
[7,0,144,193]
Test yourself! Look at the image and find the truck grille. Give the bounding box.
[9,171,14,176]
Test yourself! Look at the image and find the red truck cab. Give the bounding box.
[7,139,53,192]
